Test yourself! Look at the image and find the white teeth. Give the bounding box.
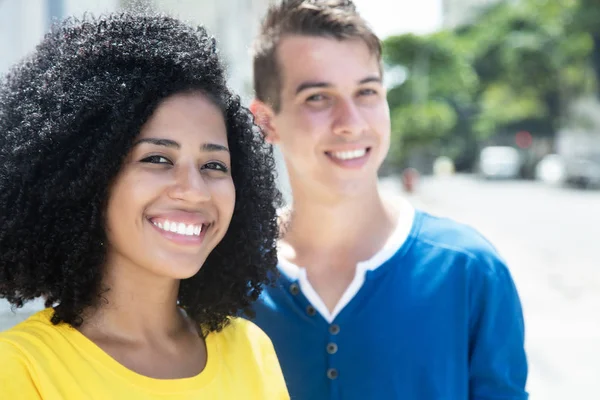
[151,220,203,237]
[330,149,367,160]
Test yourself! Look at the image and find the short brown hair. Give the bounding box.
[252,0,382,112]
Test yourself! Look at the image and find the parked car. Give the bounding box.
[535,154,566,185]
[563,153,600,189]
[477,146,522,179]
[556,125,600,189]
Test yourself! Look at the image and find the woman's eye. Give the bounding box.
[140,155,172,165]
[202,161,229,173]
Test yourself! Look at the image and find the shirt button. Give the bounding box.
[327,343,338,354]
[329,324,340,335]
[306,305,317,316]
[289,283,300,295]
[327,368,338,380]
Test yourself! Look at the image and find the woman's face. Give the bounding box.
[104,91,235,280]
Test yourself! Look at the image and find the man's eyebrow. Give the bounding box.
[295,76,383,95]
[201,143,230,153]
[359,76,382,85]
[295,81,331,95]
[133,138,179,148]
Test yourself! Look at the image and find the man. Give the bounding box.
[248,1,528,399]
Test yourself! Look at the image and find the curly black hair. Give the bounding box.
[0,13,281,333]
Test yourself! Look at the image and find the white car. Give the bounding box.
[478,146,522,179]
[535,154,565,185]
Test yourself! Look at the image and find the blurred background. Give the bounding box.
[1,0,598,399]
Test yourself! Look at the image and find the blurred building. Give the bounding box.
[1,0,273,100]
[150,0,274,102]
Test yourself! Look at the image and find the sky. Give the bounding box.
[352,0,443,39]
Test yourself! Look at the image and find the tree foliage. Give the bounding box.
[382,0,598,168]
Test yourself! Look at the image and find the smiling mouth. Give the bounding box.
[149,219,208,237]
[326,147,371,160]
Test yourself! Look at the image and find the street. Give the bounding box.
[1,174,598,399]
[382,174,600,400]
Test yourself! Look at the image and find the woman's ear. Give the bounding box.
[250,99,280,144]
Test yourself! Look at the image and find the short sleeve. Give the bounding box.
[242,320,290,400]
[468,254,528,399]
[0,339,43,399]
[259,331,290,400]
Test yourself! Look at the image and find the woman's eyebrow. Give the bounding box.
[133,138,179,148]
[201,143,230,153]
[134,138,229,153]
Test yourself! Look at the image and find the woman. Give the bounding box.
[0,13,287,399]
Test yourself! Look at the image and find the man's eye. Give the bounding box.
[140,155,172,165]
[202,161,229,173]
[359,88,378,96]
[306,94,326,102]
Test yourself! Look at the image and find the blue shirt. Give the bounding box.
[249,209,528,400]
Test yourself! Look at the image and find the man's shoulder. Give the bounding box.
[407,210,517,296]
[413,210,502,263]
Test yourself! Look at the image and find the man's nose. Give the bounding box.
[331,99,368,138]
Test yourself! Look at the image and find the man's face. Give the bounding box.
[259,35,390,196]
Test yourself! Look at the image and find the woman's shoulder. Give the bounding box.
[214,316,272,347]
[210,317,288,398]
[0,308,65,354]
[209,316,278,365]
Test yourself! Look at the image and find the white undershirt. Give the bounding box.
[278,197,416,323]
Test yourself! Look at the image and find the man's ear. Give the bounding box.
[250,99,280,144]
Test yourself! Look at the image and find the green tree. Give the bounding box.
[388,101,458,163]
[461,0,595,138]
[568,0,600,96]
[382,0,597,170]
[383,32,477,168]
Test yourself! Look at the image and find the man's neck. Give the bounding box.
[281,181,398,265]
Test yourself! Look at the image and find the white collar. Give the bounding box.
[279,196,415,279]
[277,197,416,323]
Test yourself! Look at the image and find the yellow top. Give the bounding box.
[0,308,289,399]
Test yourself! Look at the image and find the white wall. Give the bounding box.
[0,0,47,74]
[63,0,119,19]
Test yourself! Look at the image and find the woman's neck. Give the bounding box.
[79,256,189,343]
